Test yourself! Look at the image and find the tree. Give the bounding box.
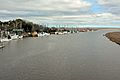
[0,19,47,33]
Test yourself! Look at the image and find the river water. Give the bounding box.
[0,30,120,80]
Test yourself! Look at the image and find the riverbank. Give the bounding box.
[105,32,120,45]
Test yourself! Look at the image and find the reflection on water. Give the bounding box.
[0,30,120,80]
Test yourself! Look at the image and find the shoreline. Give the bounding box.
[105,32,120,45]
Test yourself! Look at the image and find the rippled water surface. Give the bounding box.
[0,30,120,80]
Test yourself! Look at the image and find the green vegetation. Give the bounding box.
[0,19,46,33]
[0,19,71,34]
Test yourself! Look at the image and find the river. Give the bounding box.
[0,30,120,80]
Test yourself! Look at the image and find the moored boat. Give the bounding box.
[10,34,19,40]
[18,35,23,39]
[0,38,11,42]
[0,45,5,49]
[38,32,50,37]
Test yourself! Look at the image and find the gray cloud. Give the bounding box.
[0,0,92,18]
[98,0,120,15]
[0,0,91,11]
[98,0,120,5]
[0,0,120,27]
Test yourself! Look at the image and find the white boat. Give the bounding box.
[0,38,11,42]
[38,33,44,37]
[11,34,19,40]
[0,45,5,49]
[44,33,50,36]
[18,35,23,39]
[38,32,50,37]
[0,31,6,48]
[55,32,64,35]
[63,31,68,34]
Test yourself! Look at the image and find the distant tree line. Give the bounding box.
[0,19,49,33]
[0,19,70,34]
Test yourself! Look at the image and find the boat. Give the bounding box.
[0,30,6,49]
[0,38,11,42]
[10,34,19,40]
[55,32,64,35]
[63,31,68,34]
[44,33,50,36]
[0,45,5,49]
[18,35,23,39]
[38,33,44,37]
[38,32,50,37]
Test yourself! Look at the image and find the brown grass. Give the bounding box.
[105,32,120,45]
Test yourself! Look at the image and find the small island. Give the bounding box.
[105,32,120,45]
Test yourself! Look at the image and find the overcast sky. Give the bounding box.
[0,0,120,27]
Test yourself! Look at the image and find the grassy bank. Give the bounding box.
[105,32,120,45]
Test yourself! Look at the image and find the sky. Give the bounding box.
[0,0,120,27]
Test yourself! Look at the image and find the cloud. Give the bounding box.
[98,0,120,15]
[98,0,120,5]
[0,0,91,12]
[0,9,120,26]
[20,13,120,27]
[0,0,120,27]
[0,0,92,21]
